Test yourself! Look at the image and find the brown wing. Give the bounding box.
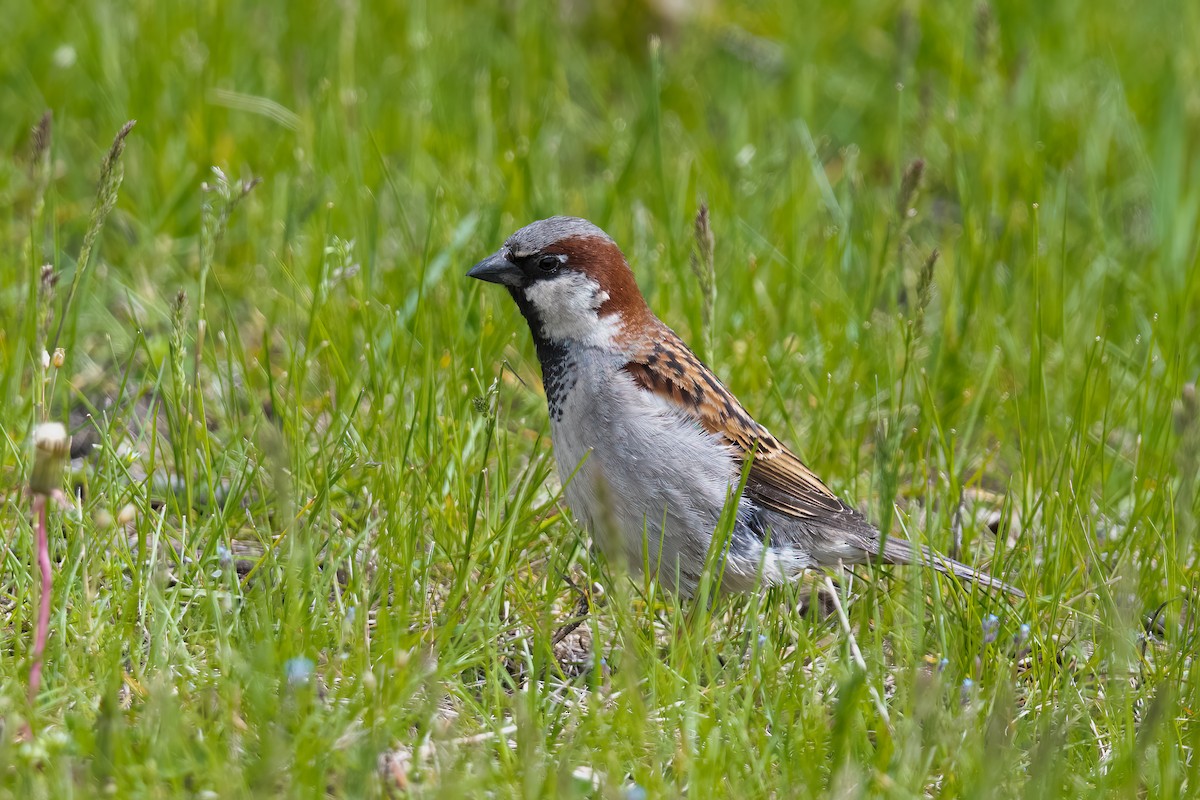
[622,330,1024,595]
[622,329,851,520]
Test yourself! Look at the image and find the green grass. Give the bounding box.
[2,0,1199,796]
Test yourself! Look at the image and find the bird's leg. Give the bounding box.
[552,572,592,646]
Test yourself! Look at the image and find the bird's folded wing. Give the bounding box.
[622,330,853,521]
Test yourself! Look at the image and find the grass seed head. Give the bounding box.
[30,422,71,496]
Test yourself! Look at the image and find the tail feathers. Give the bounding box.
[880,537,1024,598]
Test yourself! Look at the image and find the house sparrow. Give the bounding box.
[469,216,1022,598]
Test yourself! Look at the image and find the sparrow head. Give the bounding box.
[468,216,653,348]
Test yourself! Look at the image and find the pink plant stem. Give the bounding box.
[28,492,51,707]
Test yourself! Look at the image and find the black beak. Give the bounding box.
[467,251,523,287]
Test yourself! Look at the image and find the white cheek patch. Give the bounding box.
[525,272,623,346]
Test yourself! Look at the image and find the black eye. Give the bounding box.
[537,254,562,272]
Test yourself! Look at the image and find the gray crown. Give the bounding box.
[505,216,614,258]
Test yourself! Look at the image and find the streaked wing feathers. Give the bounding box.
[622,331,849,520]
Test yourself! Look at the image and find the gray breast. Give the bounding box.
[547,354,763,594]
